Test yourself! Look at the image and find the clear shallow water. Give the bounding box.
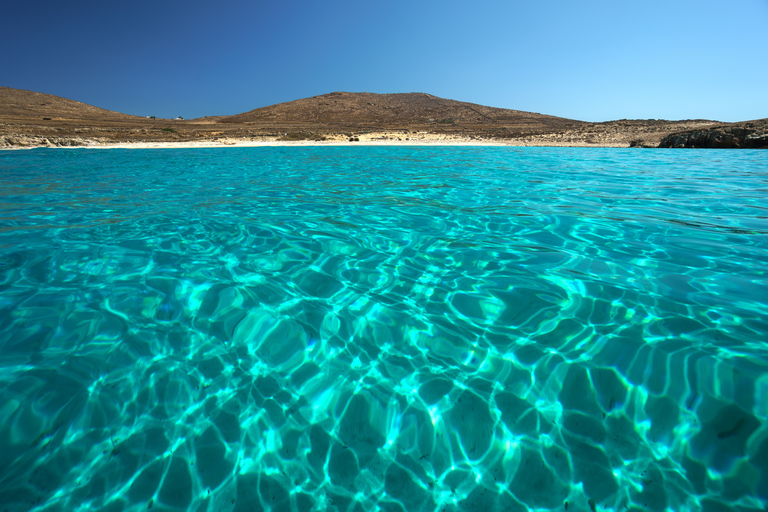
[0,146,767,512]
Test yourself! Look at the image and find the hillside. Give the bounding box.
[221,91,583,130]
[0,86,144,122]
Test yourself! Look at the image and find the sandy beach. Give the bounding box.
[1,132,632,150]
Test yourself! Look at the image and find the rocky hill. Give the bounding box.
[220,91,582,130]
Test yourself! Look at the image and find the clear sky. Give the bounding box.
[2,0,766,122]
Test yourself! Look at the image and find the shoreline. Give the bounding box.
[0,138,631,150]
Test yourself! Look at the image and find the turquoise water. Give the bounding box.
[0,146,767,512]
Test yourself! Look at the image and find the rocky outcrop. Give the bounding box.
[0,134,99,148]
[658,119,768,148]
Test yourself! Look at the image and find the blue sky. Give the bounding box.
[2,0,766,122]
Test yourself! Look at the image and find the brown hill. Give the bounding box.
[220,91,583,130]
[0,86,144,122]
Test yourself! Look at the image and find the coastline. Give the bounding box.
[0,138,630,150]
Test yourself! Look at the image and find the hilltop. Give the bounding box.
[221,91,580,131]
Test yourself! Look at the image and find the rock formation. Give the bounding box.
[658,119,768,148]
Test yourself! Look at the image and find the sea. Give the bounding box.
[0,146,767,512]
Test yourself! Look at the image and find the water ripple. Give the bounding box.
[1,147,767,512]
